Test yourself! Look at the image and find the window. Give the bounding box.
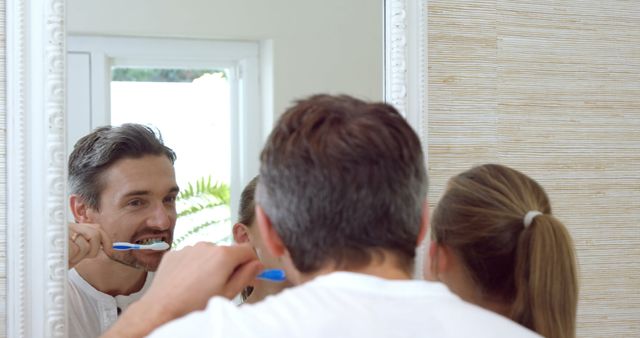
[67,36,263,247]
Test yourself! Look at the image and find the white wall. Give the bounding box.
[0,0,6,333]
[67,0,383,121]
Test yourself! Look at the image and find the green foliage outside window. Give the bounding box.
[112,68,226,82]
[173,176,231,247]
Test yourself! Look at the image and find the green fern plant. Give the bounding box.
[173,176,231,247]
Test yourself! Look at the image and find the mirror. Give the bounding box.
[65,0,385,250]
[4,0,425,336]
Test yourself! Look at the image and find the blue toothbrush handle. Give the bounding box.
[113,243,139,250]
[256,269,286,282]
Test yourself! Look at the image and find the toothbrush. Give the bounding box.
[112,242,287,282]
[112,241,170,251]
[256,269,286,282]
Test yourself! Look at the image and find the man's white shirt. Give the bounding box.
[67,268,153,338]
[149,271,541,338]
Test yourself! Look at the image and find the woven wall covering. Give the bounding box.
[427,1,639,336]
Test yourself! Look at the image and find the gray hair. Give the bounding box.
[68,123,176,210]
[256,94,427,274]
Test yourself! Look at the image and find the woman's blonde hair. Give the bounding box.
[431,164,578,338]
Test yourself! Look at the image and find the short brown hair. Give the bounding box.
[256,94,427,274]
[68,123,176,210]
[431,164,578,338]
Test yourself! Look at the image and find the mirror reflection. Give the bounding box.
[65,1,382,337]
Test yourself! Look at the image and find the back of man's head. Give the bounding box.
[68,123,176,211]
[256,94,427,275]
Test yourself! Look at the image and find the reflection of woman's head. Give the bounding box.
[234,176,290,304]
[237,176,259,227]
[233,176,282,272]
[427,164,578,338]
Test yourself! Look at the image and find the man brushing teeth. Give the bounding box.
[66,124,179,338]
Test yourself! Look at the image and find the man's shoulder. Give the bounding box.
[67,268,95,296]
[151,280,541,338]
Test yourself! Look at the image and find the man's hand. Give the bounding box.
[144,242,262,317]
[101,242,263,338]
[68,222,113,269]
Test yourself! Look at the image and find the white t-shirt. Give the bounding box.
[149,272,541,338]
[67,268,154,338]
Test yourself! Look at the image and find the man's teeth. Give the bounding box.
[136,238,164,245]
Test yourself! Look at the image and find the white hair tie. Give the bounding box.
[523,211,543,228]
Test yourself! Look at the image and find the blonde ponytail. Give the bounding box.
[431,164,579,338]
[512,214,578,338]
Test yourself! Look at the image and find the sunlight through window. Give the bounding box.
[110,68,233,248]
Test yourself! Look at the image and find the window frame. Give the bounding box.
[67,35,263,220]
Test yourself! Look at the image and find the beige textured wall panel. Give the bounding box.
[428,1,640,337]
[429,1,499,176]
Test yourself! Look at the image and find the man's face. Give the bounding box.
[86,154,179,271]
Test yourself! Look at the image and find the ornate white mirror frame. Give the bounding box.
[4,0,426,336]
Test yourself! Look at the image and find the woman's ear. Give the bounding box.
[232,223,251,244]
[425,241,450,281]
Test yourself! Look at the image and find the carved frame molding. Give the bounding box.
[384,0,427,141]
[384,0,428,279]
[3,0,426,336]
[6,0,67,337]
